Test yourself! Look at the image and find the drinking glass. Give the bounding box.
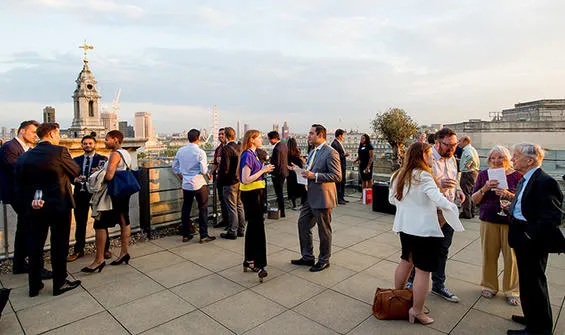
[34,189,43,201]
[498,198,511,216]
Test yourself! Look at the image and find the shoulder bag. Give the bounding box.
[108,151,141,198]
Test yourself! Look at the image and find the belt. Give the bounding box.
[510,217,527,225]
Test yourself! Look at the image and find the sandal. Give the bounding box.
[506,296,520,306]
[481,289,495,299]
[408,307,434,325]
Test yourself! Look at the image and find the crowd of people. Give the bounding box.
[0,120,563,335]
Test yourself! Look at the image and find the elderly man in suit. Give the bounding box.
[67,134,111,262]
[268,131,289,218]
[0,120,53,278]
[503,143,565,335]
[290,124,341,272]
[16,123,82,297]
[331,128,350,205]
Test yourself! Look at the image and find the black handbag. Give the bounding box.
[108,151,140,198]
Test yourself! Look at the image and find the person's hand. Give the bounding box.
[500,199,512,211]
[455,190,466,204]
[483,180,499,192]
[494,188,514,199]
[90,167,100,173]
[262,164,274,174]
[345,152,351,157]
[31,199,44,210]
[441,178,457,189]
[74,175,85,183]
[288,163,297,171]
[301,170,315,180]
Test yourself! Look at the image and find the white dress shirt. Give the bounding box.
[172,143,208,191]
[432,146,459,202]
[15,137,30,152]
[512,167,538,221]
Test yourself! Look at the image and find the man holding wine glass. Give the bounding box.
[68,135,111,262]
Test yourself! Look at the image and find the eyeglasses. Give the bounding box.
[439,141,457,148]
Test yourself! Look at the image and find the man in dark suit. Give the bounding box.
[0,120,52,277]
[505,143,565,335]
[67,135,111,262]
[210,128,229,228]
[219,127,245,239]
[290,124,341,272]
[331,129,349,205]
[16,123,82,297]
[268,131,289,218]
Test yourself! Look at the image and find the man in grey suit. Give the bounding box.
[290,124,341,272]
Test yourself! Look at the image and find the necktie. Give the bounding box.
[84,156,91,177]
[509,177,525,216]
[306,148,318,171]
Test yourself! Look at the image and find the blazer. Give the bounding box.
[15,142,80,216]
[330,139,347,173]
[306,143,341,209]
[0,139,25,205]
[73,153,107,194]
[270,141,289,177]
[509,168,565,253]
[218,141,241,186]
[389,170,460,237]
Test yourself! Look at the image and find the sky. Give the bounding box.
[1,0,564,134]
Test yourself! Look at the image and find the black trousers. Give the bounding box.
[271,175,286,216]
[182,187,209,238]
[460,171,478,218]
[336,169,346,201]
[28,211,71,292]
[73,192,109,253]
[216,181,229,224]
[514,246,553,334]
[242,189,267,268]
[12,204,31,271]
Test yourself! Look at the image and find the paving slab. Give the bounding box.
[170,273,246,308]
[251,273,325,308]
[43,311,128,335]
[244,310,338,335]
[348,316,445,335]
[141,310,232,335]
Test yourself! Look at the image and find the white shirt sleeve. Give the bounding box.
[172,152,181,174]
[199,149,208,175]
[421,171,457,211]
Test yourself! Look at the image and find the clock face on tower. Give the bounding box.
[87,84,93,90]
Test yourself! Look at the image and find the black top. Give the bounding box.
[331,139,346,171]
[270,141,289,177]
[0,139,25,205]
[73,153,107,195]
[218,141,241,186]
[357,143,374,170]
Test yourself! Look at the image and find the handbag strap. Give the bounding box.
[115,150,131,171]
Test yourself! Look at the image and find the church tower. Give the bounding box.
[68,41,106,138]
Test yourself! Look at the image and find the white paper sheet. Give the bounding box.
[294,167,308,185]
[487,168,509,190]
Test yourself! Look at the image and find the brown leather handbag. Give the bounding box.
[372,288,413,320]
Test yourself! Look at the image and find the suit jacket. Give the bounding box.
[330,139,346,174]
[270,141,289,177]
[218,141,241,186]
[73,153,107,195]
[509,168,565,253]
[15,142,80,216]
[307,143,342,209]
[0,139,25,205]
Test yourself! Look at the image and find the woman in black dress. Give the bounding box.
[286,138,307,210]
[354,134,374,191]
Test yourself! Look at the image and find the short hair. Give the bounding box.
[487,145,512,169]
[224,127,236,140]
[460,136,471,145]
[106,130,124,144]
[36,122,60,138]
[267,131,280,140]
[427,133,436,144]
[18,120,40,133]
[187,129,200,143]
[311,124,326,139]
[218,128,225,133]
[435,127,456,141]
[81,135,96,144]
[335,129,345,137]
[514,143,545,166]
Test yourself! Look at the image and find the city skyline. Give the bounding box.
[1,1,564,133]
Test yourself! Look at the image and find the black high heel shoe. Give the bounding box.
[243,260,259,272]
[81,261,106,273]
[110,254,130,266]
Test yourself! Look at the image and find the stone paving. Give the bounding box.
[1,195,565,334]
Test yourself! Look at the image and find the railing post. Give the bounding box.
[138,168,151,239]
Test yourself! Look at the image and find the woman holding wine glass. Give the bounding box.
[471,145,521,306]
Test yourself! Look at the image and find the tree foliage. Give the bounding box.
[371,107,418,169]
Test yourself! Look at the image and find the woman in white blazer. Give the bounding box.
[389,142,462,325]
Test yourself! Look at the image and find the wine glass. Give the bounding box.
[79,175,87,192]
[498,198,511,216]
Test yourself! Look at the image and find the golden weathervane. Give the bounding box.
[78,40,94,63]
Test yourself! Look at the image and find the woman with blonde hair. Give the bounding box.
[239,130,274,281]
[389,142,462,325]
[471,145,521,305]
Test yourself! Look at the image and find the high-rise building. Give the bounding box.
[134,112,154,139]
[243,123,250,134]
[43,106,56,123]
[273,123,279,133]
[101,111,119,131]
[1,127,7,140]
[237,120,242,140]
[282,121,290,139]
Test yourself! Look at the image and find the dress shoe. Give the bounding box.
[182,235,193,242]
[40,268,53,280]
[53,280,81,296]
[338,200,347,205]
[291,258,315,266]
[344,199,350,203]
[81,261,106,273]
[200,236,216,244]
[110,253,130,265]
[220,232,237,240]
[67,251,84,262]
[310,262,330,272]
[29,282,44,297]
[280,213,286,218]
[511,315,527,326]
[237,231,245,237]
[104,251,113,259]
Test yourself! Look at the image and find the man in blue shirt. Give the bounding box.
[173,129,216,244]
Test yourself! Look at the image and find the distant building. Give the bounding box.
[101,112,119,131]
[281,121,290,139]
[119,121,135,138]
[237,120,243,140]
[502,99,565,121]
[273,123,279,133]
[1,127,7,140]
[135,112,154,139]
[43,106,56,123]
[244,123,250,134]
